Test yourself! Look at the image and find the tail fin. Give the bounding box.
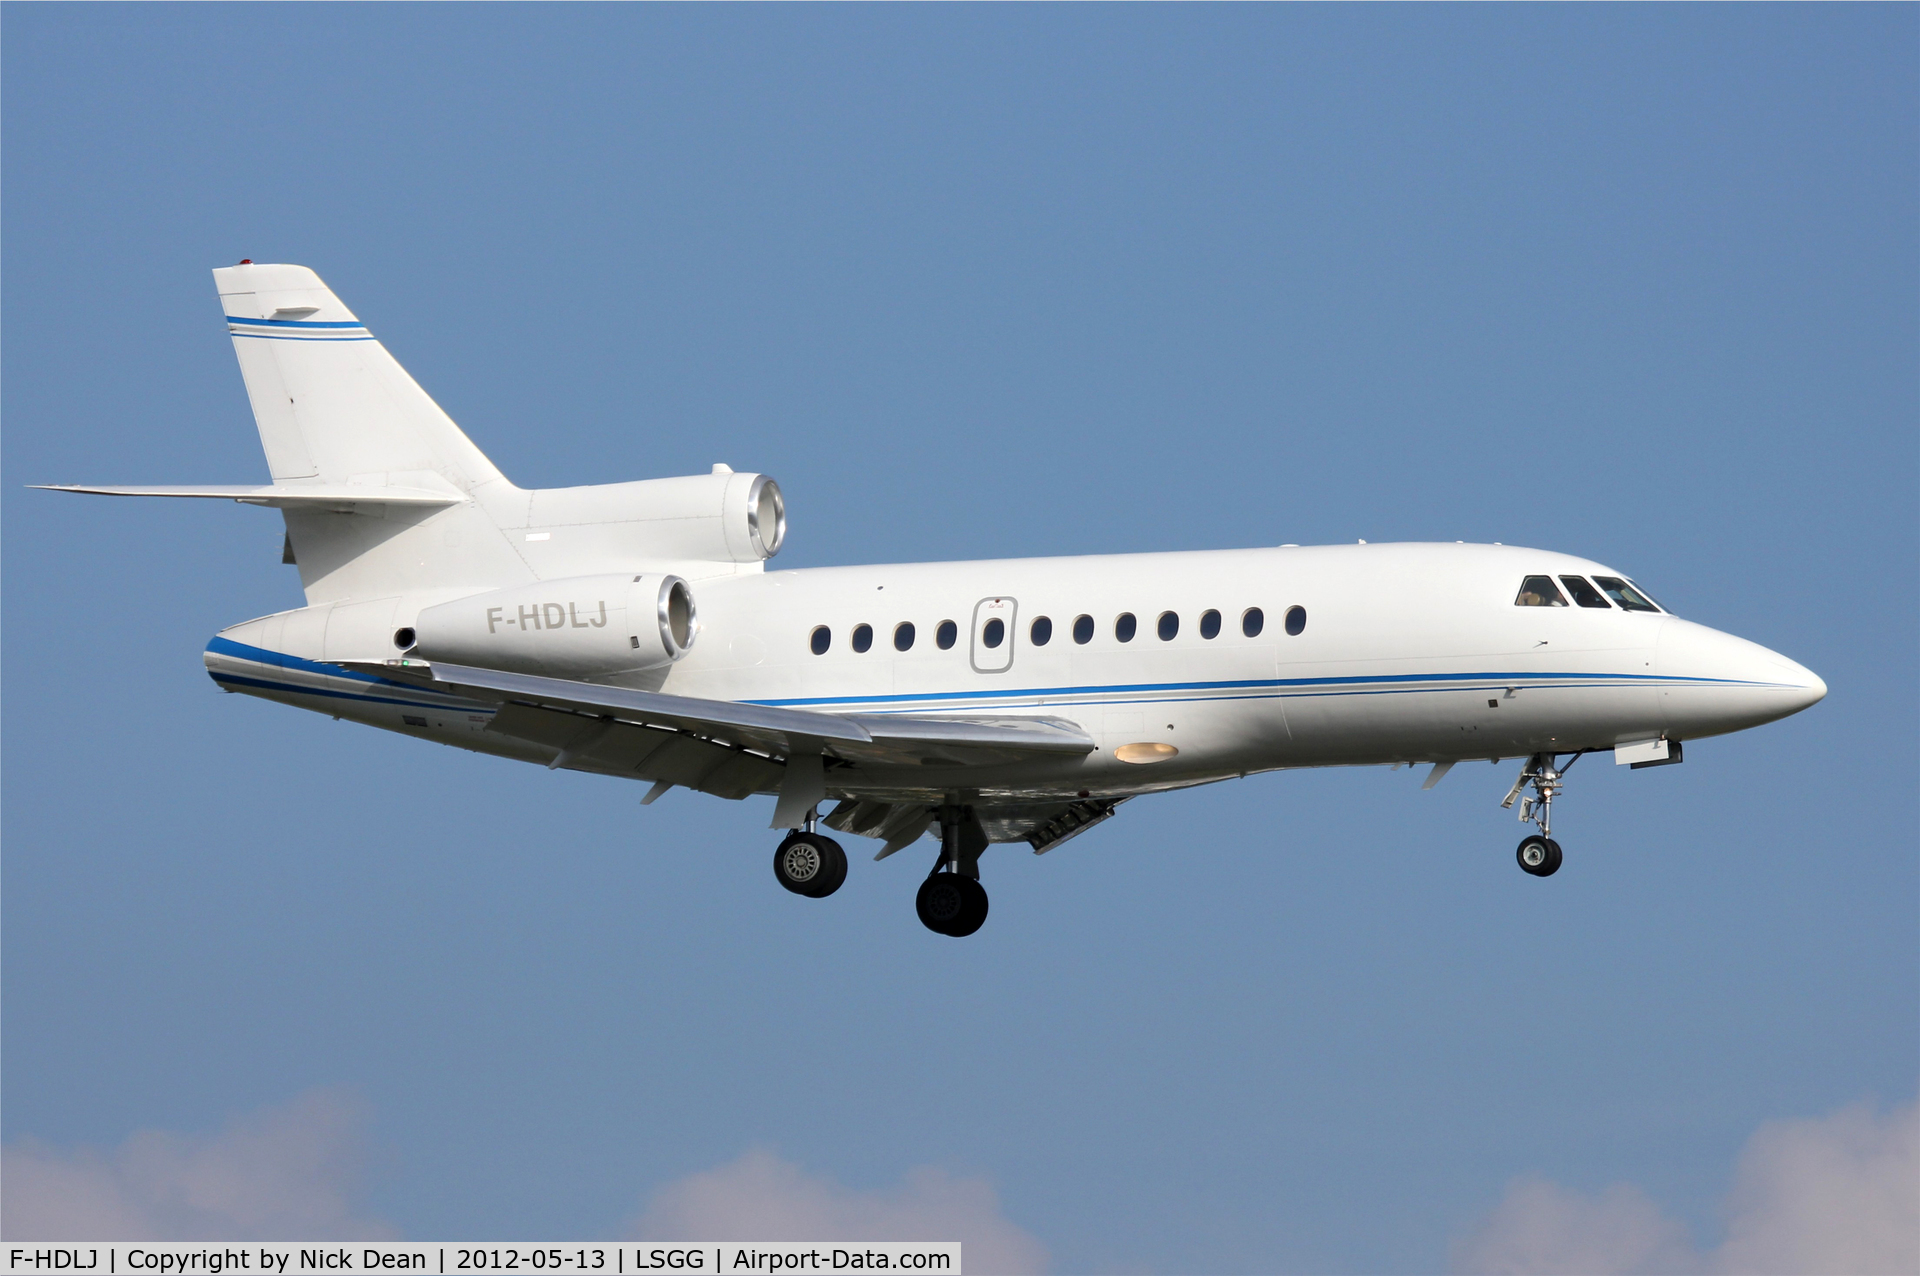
[215,264,533,606]
[214,263,505,492]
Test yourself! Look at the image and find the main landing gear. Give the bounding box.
[771,803,993,935]
[1503,751,1581,877]
[916,806,989,937]
[773,812,847,898]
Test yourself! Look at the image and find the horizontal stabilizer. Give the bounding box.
[33,484,464,508]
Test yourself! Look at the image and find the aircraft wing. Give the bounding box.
[418,661,1095,766]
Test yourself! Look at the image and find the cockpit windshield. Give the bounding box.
[1559,575,1612,608]
[1592,576,1660,612]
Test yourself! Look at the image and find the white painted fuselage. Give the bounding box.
[205,540,1825,810]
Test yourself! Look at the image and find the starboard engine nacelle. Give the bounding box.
[518,471,787,568]
[411,573,696,678]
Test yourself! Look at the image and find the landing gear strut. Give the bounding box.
[916,805,989,936]
[773,809,847,897]
[1503,751,1579,877]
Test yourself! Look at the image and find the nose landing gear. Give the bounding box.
[1503,752,1580,877]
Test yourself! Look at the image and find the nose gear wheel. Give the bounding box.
[1517,835,1563,877]
[1502,751,1584,876]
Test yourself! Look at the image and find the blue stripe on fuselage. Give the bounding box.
[210,671,489,712]
[743,667,1779,710]
[205,636,465,697]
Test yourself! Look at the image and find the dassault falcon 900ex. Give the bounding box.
[40,263,1828,936]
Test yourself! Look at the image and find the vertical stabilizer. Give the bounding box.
[214,263,505,491]
[214,263,531,606]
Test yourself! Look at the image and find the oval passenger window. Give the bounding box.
[1073,614,1094,644]
[1242,608,1264,638]
[894,622,915,651]
[1199,610,1221,639]
[982,618,1005,649]
[810,626,831,655]
[1030,616,1052,646]
[1285,606,1306,636]
[936,620,958,650]
[1115,613,1137,643]
[852,624,873,653]
[1158,611,1179,641]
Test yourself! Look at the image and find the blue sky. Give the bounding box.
[3,5,1914,1270]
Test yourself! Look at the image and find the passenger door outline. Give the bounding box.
[970,597,1017,674]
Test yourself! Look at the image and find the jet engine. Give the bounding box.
[411,573,695,678]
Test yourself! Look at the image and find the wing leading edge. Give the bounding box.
[415,660,1096,768]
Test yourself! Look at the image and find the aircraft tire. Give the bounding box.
[805,838,849,898]
[948,877,989,936]
[775,832,846,897]
[916,873,988,937]
[1516,835,1562,877]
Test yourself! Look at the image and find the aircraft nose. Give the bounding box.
[1657,617,1827,738]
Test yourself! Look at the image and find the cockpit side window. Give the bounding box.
[1560,575,1612,608]
[1515,575,1568,607]
[1592,576,1660,612]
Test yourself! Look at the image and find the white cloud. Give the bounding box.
[1715,1098,1920,1276]
[2,1088,396,1241]
[627,1149,1049,1276]
[1453,1094,1918,1276]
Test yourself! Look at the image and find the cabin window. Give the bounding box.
[1031,616,1053,646]
[1073,614,1094,644]
[1242,607,1264,637]
[1285,605,1306,636]
[1515,576,1568,607]
[1560,576,1612,609]
[1157,611,1179,641]
[1199,609,1221,639]
[1115,612,1137,642]
[810,626,831,655]
[1592,576,1660,613]
[982,618,1005,649]
[936,619,958,649]
[894,622,915,651]
[851,623,874,653]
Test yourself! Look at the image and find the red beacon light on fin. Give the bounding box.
[238,259,252,265]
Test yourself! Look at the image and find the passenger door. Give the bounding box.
[970,596,1017,674]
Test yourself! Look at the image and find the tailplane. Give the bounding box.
[41,262,783,610]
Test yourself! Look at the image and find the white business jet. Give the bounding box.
[41,263,1827,936]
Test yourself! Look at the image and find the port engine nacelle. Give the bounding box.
[412,573,696,678]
